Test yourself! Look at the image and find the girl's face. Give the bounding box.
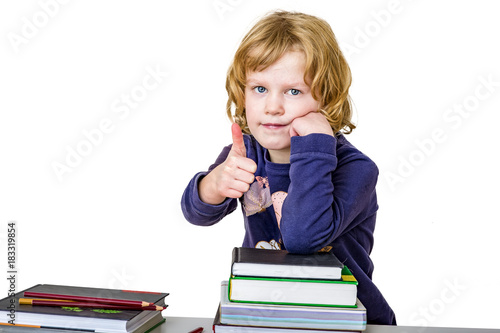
[244,51,319,163]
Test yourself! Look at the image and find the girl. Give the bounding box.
[181,10,396,325]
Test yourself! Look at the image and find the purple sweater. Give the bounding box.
[181,133,396,325]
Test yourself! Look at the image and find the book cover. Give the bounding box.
[0,284,168,332]
[220,281,366,331]
[231,247,344,280]
[214,306,362,333]
[228,267,357,307]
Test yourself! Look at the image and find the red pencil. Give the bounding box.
[20,298,164,311]
[188,327,204,333]
[23,291,160,308]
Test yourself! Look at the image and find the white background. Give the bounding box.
[1,0,499,329]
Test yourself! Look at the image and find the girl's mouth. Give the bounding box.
[262,123,287,129]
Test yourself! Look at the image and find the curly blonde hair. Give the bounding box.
[226,10,355,135]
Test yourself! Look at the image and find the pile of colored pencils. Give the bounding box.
[19,292,166,311]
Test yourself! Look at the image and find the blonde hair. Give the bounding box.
[226,10,355,135]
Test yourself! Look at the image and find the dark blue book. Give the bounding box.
[0,284,168,332]
[231,247,344,280]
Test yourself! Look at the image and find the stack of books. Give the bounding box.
[213,247,366,332]
[0,284,169,332]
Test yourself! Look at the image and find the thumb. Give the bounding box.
[230,122,246,157]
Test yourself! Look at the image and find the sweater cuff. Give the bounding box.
[191,172,234,215]
[290,133,336,156]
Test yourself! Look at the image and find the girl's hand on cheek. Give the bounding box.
[289,111,334,137]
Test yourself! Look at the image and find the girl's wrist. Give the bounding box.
[198,173,226,205]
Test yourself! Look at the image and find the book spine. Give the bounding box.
[230,247,239,275]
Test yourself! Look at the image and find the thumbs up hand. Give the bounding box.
[198,123,257,205]
[229,122,247,158]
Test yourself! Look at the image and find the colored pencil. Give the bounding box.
[0,322,94,331]
[22,298,75,302]
[24,291,158,308]
[19,298,165,311]
[0,322,40,328]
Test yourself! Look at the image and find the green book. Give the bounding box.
[229,266,358,308]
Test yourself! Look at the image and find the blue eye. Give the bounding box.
[254,86,267,93]
[288,89,301,96]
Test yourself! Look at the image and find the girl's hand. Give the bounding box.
[198,123,257,205]
[289,111,334,138]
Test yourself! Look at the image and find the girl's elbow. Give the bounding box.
[282,235,322,254]
[281,223,336,254]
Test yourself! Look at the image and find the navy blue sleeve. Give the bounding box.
[279,133,378,254]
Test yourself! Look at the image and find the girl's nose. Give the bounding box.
[265,93,285,116]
